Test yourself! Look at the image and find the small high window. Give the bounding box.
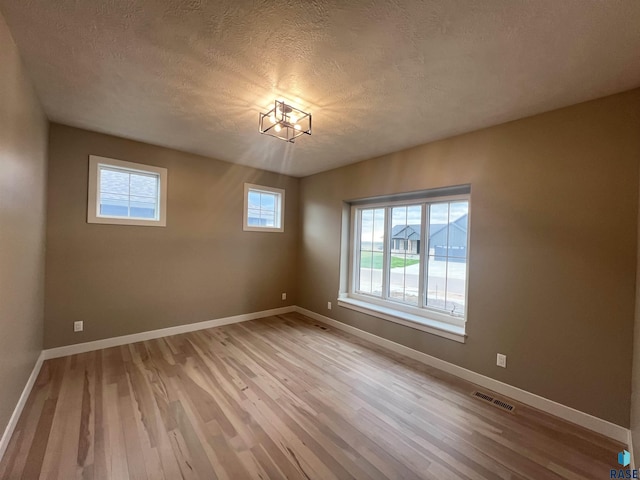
[243,184,285,232]
[87,155,167,226]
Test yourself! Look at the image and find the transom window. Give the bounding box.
[340,188,470,342]
[87,156,167,227]
[243,184,285,232]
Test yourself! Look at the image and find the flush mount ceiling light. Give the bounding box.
[259,100,312,143]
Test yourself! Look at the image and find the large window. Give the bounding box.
[341,190,470,342]
[243,184,285,232]
[87,156,167,226]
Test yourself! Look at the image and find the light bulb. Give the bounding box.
[289,114,298,124]
[269,115,276,124]
[294,124,301,131]
[274,124,282,132]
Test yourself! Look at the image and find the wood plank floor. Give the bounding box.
[0,312,624,479]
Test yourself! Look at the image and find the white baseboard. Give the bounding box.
[42,306,296,360]
[294,306,630,444]
[0,351,44,463]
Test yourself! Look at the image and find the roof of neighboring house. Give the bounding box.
[391,224,421,241]
[391,215,468,241]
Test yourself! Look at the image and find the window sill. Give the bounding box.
[88,216,166,227]
[242,226,284,233]
[337,296,466,343]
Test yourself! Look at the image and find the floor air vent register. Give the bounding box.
[472,391,516,413]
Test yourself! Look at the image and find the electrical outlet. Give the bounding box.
[496,353,507,368]
[281,292,287,300]
[74,321,83,332]
[327,301,332,310]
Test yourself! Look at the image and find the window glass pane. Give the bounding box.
[261,212,275,227]
[446,259,466,315]
[426,200,469,315]
[425,254,446,310]
[100,169,129,195]
[100,192,128,201]
[358,251,374,295]
[130,195,157,219]
[428,203,449,258]
[130,173,158,198]
[448,201,468,258]
[357,208,384,297]
[100,193,129,217]
[371,209,384,296]
[389,205,421,305]
[359,209,374,252]
[247,208,262,226]
[260,192,276,211]
[129,195,156,205]
[248,191,261,208]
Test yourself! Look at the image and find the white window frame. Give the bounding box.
[339,193,471,343]
[243,183,285,232]
[87,155,167,227]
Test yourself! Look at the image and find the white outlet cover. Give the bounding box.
[497,353,507,368]
[281,293,287,300]
[327,301,332,310]
[74,321,83,332]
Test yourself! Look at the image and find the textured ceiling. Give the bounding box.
[2,1,640,177]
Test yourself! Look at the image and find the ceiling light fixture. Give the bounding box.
[259,100,311,143]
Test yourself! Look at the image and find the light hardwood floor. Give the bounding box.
[0,312,624,479]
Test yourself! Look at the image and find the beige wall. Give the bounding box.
[0,15,48,435]
[299,89,640,427]
[45,124,298,348]
[632,167,640,461]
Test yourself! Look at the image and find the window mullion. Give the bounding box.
[96,167,103,217]
[354,208,362,294]
[444,203,450,314]
[382,207,391,300]
[417,203,427,309]
[424,203,432,308]
[155,176,160,220]
[127,173,132,217]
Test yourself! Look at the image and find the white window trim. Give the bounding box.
[87,155,167,227]
[243,183,285,232]
[341,192,470,343]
